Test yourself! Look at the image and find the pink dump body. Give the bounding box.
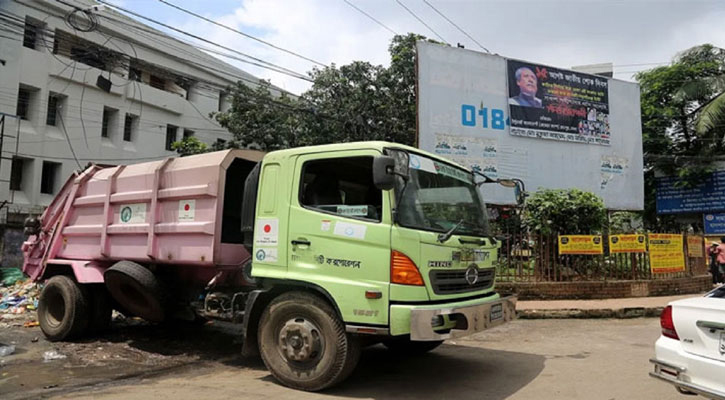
[22,149,264,283]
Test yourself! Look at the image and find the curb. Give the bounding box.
[517,306,664,319]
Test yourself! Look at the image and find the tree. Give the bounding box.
[524,189,606,235]
[213,34,436,151]
[172,136,207,156]
[636,44,725,229]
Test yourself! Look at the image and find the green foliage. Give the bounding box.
[524,189,606,235]
[637,44,725,229]
[213,34,438,151]
[608,211,643,234]
[171,136,208,156]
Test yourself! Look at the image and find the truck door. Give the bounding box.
[287,150,391,327]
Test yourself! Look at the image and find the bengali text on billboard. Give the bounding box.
[558,235,604,255]
[507,59,610,146]
[609,234,647,253]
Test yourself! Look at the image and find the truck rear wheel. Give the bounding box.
[38,275,90,341]
[104,261,167,322]
[383,336,444,354]
[258,292,360,391]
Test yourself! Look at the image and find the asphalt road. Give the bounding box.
[40,318,684,400]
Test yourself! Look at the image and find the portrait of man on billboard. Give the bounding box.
[509,66,543,108]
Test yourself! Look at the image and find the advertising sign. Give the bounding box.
[648,233,685,274]
[507,59,610,146]
[656,170,725,214]
[558,235,604,255]
[704,213,725,235]
[609,234,646,253]
[416,42,644,209]
[687,235,704,258]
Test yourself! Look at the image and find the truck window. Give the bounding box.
[300,156,382,222]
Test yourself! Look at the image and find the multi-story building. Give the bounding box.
[0,0,261,266]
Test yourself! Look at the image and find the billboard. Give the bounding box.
[656,170,725,214]
[416,42,644,209]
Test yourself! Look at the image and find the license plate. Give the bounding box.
[720,332,725,356]
[490,303,503,321]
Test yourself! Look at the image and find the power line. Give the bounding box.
[58,0,313,82]
[341,0,398,36]
[422,0,489,53]
[156,0,327,68]
[395,0,448,45]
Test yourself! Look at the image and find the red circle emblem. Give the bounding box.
[184,204,190,211]
[264,224,271,233]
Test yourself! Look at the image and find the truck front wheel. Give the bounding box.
[258,292,360,391]
[38,275,90,341]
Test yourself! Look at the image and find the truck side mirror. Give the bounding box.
[373,155,396,191]
[497,179,526,206]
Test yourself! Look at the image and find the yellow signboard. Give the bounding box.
[558,235,604,255]
[686,235,704,258]
[649,233,685,274]
[609,234,647,253]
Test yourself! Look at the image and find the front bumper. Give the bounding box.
[650,336,725,400]
[390,294,516,340]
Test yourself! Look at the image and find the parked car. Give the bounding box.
[650,286,725,399]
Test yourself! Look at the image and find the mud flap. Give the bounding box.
[240,289,269,358]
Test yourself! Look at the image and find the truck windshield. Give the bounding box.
[393,152,490,237]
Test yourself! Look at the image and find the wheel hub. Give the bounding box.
[279,317,323,363]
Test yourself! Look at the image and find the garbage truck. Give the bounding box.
[22,141,522,391]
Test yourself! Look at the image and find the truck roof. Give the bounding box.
[265,141,469,172]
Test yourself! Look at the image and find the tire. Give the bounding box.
[87,284,113,334]
[382,336,444,355]
[104,261,168,323]
[38,275,90,341]
[258,292,361,391]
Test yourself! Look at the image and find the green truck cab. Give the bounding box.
[243,141,519,390]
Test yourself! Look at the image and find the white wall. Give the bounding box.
[0,0,259,216]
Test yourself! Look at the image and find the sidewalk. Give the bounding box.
[516,292,708,319]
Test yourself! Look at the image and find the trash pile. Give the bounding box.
[1,268,42,327]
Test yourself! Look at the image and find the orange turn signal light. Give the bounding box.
[391,250,424,286]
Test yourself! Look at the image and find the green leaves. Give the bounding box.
[171,136,207,157]
[524,189,606,235]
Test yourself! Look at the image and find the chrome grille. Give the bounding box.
[429,267,495,295]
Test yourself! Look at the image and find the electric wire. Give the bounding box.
[341,0,398,35]
[422,0,489,53]
[395,0,448,44]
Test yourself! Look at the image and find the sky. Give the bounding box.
[106,0,725,95]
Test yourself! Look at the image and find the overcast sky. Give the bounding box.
[109,0,725,94]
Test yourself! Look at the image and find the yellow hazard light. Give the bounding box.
[391,250,424,286]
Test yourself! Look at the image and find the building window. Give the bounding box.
[41,161,61,195]
[183,129,194,139]
[16,87,32,120]
[53,30,118,72]
[123,114,137,142]
[101,107,118,138]
[149,74,166,90]
[23,17,42,50]
[218,91,226,112]
[46,94,62,126]
[165,124,178,151]
[9,157,25,191]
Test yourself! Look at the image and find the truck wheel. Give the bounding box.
[104,261,167,322]
[382,336,444,355]
[258,292,360,391]
[38,275,90,341]
[87,284,112,334]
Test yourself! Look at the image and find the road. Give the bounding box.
[9,318,679,400]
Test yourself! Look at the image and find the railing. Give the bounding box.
[495,231,707,282]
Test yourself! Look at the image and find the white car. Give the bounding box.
[650,286,725,399]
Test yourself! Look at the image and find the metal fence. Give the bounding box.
[495,231,708,282]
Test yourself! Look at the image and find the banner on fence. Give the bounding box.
[687,235,704,258]
[609,234,647,253]
[648,233,686,274]
[558,235,604,255]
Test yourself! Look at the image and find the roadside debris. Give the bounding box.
[0,274,42,327]
[42,350,67,362]
[0,344,15,357]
